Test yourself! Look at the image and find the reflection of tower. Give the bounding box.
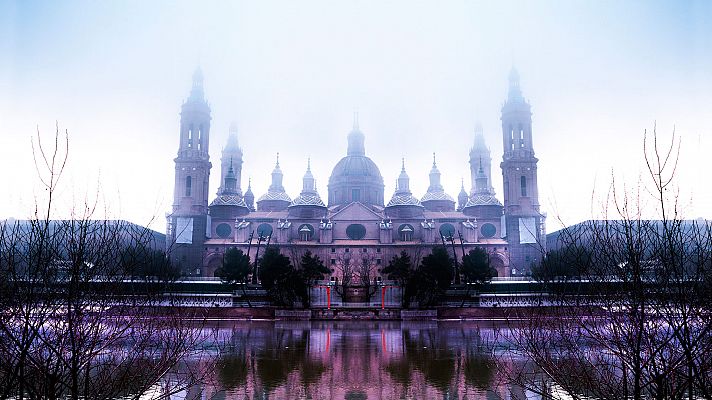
[500,68,545,272]
[167,68,212,274]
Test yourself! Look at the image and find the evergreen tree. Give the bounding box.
[382,251,412,286]
[420,246,454,291]
[215,248,251,285]
[259,247,298,307]
[461,248,496,286]
[414,246,454,307]
[300,250,330,284]
[382,251,414,307]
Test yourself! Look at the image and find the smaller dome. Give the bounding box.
[465,194,502,207]
[257,191,292,203]
[290,193,326,208]
[421,191,455,203]
[386,194,422,208]
[210,194,248,207]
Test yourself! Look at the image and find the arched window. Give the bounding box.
[520,176,527,197]
[197,125,203,150]
[187,124,193,148]
[398,224,414,241]
[257,223,273,238]
[510,125,515,151]
[299,224,314,241]
[185,176,192,196]
[439,223,456,239]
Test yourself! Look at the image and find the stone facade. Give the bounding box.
[167,68,546,278]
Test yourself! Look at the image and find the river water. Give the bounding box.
[166,320,542,400]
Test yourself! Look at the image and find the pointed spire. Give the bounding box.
[302,158,316,192]
[396,158,411,193]
[225,121,240,151]
[222,157,237,194]
[507,66,524,102]
[430,152,440,173]
[189,67,205,102]
[428,153,443,192]
[458,177,469,211]
[347,116,366,156]
[270,153,284,191]
[475,157,490,194]
[244,177,255,210]
[291,157,325,208]
[473,122,487,149]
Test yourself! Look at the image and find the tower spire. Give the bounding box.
[428,153,443,191]
[500,67,544,271]
[169,67,212,273]
[270,152,284,191]
[507,66,524,102]
[189,67,205,102]
[347,117,366,156]
[396,158,410,193]
[302,158,316,192]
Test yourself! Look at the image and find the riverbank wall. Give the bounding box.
[167,306,559,321]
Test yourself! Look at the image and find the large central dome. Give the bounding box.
[328,121,384,207]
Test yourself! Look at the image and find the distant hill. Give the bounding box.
[1,219,165,252]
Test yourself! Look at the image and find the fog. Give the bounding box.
[1,0,710,233]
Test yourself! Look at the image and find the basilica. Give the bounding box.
[166,68,546,278]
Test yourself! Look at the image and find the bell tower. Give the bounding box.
[167,68,212,275]
[500,68,545,273]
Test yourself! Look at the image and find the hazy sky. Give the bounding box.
[1,0,710,234]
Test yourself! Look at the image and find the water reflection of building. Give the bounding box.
[166,69,546,279]
[167,322,548,400]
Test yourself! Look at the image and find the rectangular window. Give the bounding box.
[376,259,382,265]
[376,248,381,253]
[345,248,350,253]
[331,248,336,253]
[521,176,527,197]
[331,259,336,265]
[185,176,192,197]
[362,248,367,253]
[352,188,360,202]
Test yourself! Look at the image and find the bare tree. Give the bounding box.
[332,253,353,302]
[0,127,208,399]
[355,252,380,303]
[505,128,712,400]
